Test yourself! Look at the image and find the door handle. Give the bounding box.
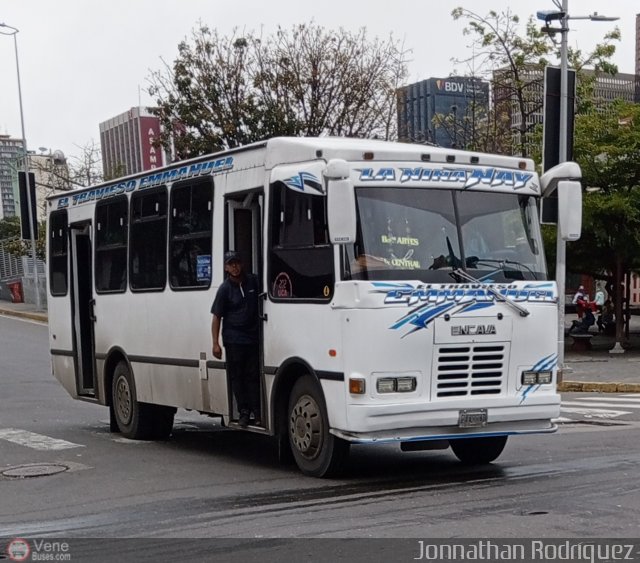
[89,299,97,322]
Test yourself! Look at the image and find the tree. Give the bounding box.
[570,101,640,348]
[451,7,554,157]
[147,23,409,159]
[450,7,620,158]
[66,140,103,186]
[0,216,21,240]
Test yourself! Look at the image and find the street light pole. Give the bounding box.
[539,2,619,377]
[0,22,41,310]
[556,0,569,377]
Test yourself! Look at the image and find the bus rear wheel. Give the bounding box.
[450,435,508,465]
[111,361,174,440]
[287,375,349,477]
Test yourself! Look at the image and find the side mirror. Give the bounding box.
[327,179,356,244]
[557,180,582,241]
[325,160,356,244]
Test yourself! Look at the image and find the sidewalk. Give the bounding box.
[0,299,638,392]
[0,299,48,323]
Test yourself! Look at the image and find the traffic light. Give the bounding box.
[18,171,38,240]
[543,66,576,172]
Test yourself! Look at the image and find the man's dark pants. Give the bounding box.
[225,343,261,418]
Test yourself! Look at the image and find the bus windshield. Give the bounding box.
[345,187,547,283]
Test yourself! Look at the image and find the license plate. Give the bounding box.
[458,408,488,428]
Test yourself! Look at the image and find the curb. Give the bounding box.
[558,380,640,393]
[0,308,48,323]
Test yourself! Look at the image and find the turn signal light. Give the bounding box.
[349,378,366,394]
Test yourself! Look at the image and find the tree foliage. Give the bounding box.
[571,101,640,344]
[451,7,554,156]
[147,23,409,159]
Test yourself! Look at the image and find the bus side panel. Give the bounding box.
[93,290,229,415]
[263,301,348,430]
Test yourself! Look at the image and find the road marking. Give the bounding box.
[562,400,640,410]
[560,406,631,419]
[0,429,84,451]
[573,396,640,405]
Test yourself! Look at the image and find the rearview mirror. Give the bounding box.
[327,178,356,244]
[557,180,582,241]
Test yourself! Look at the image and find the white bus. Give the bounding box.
[46,137,582,477]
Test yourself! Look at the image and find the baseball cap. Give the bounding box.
[224,251,241,264]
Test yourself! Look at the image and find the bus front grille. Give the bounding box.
[435,345,505,398]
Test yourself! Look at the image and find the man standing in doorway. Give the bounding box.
[211,251,261,427]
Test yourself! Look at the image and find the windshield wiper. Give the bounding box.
[451,268,530,317]
[467,257,539,280]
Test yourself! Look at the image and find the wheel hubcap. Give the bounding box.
[115,375,132,424]
[289,394,322,460]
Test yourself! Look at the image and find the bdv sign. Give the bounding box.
[444,82,465,93]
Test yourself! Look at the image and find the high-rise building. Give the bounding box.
[493,66,640,156]
[397,77,490,148]
[99,107,165,179]
[0,135,25,219]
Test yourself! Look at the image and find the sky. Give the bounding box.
[0,0,637,163]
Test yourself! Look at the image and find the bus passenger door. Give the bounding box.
[69,222,96,396]
[225,192,264,421]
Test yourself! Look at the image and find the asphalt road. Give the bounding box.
[1,313,640,561]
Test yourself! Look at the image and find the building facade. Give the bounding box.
[493,66,640,157]
[397,77,490,148]
[99,106,165,179]
[0,135,25,219]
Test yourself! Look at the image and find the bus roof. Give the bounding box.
[47,136,536,204]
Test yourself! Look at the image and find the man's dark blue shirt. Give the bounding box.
[211,273,259,345]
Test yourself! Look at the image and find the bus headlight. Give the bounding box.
[522,370,553,385]
[377,378,396,393]
[376,376,417,393]
[396,377,417,392]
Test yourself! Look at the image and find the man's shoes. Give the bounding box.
[238,411,250,428]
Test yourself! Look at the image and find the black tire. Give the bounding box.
[288,375,349,477]
[111,361,175,440]
[450,435,508,465]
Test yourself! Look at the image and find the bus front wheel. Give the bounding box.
[111,361,174,440]
[450,435,508,465]
[287,375,349,477]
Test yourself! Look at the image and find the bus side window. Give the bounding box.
[130,187,168,291]
[95,196,128,293]
[169,178,213,289]
[268,181,333,301]
[49,210,68,296]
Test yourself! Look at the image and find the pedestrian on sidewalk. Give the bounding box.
[572,285,587,319]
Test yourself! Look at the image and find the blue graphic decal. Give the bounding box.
[283,172,323,194]
[357,166,537,192]
[379,282,556,336]
[57,156,234,209]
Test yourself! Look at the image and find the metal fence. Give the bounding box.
[0,237,44,281]
[0,237,24,280]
